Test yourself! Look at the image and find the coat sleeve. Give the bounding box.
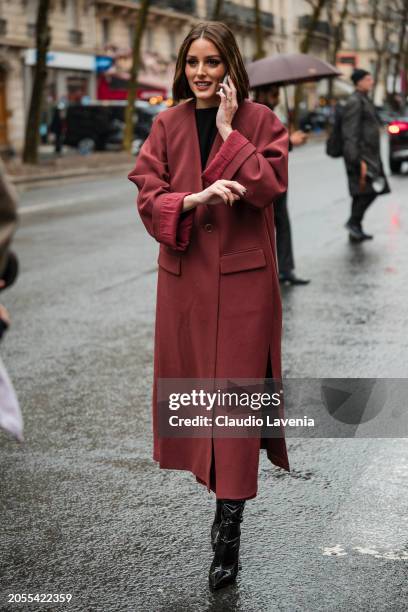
[201,108,288,209]
[341,97,362,168]
[128,115,194,251]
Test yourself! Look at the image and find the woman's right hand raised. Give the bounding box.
[183,180,246,211]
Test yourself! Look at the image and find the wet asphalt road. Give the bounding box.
[1,141,408,611]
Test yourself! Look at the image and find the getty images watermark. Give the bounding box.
[157,379,315,439]
[157,378,408,438]
[167,388,314,430]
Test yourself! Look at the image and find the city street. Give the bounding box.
[1,140,408,611]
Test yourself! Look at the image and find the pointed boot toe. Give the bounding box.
[209,560,239,590]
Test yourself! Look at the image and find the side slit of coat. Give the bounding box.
[261,347,274,450]
[208,347,274,496]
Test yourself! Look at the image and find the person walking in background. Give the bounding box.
[129,22,289,591]
[49,103,66,155]
[253,84,310,286]
[342,69,390,242]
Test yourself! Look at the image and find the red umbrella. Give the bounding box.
[247,53,341,88]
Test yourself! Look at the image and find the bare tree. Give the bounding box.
[293,0,328,127]
[403,28,408,100]
[370,0,394,102]
[327,0,349,99]
[22,0,51,164]
[253,0,266,59]
[212,0,223,20]
[299,0,329,54]
[391,0,408,96]
[123,0,151,153]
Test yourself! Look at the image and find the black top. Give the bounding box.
[195,106,218,170]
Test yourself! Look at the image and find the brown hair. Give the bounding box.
[172,22,249,103]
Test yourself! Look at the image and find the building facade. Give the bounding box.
[0,0,401,153]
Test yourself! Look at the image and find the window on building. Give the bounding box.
[0,0,7,36]
[67,0,80,30]
[102,18,110,46]
[26,0,39,36]
[128,24,135,48]
[369,23,376,48]
[168,30,176,56]
[146,27,154,49]
[349,22,358,49]
[278,0,285,34]
[67,75,88,103]
[338,55,356,67]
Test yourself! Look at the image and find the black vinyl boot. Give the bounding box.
[209,500,245,591]
[211,499,222,551]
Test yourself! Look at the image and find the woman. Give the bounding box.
[128,22,289,590]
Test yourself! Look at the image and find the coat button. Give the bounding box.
[204,223,213,232]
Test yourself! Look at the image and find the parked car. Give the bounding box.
[64,101,167,154]
[375,105,400,126]
[387,115,408,174]
[299,109,328,133]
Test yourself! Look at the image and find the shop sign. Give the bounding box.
[25,49,94,71]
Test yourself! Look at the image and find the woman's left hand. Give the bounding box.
[216,76,238,141]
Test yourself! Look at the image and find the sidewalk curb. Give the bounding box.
[9,163,133,190]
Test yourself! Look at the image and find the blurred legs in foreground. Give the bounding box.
[0,159,22,442]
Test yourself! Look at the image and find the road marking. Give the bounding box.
[19,190,130,215]
[19,195,107,215]
[322,545,408,560]
[96,268,157,293]
[322,545,347,556]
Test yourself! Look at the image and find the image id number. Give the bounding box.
[8,593,72,603]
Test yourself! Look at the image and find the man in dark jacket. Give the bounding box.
[254,85,310,285]
[342,68,390,242]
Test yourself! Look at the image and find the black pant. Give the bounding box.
[54,134,63,154]
[274,192,295,274]
[349,193,377,226]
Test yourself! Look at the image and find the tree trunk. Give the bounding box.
[293,0,328,129]
[212,0,223,20]
[328,0,349,99]
[253,0,265,60]
[123,0,151,153]
[391,0,408,96]
[371,0,382,100]
[22,0,51,165]
[371,0,392,103]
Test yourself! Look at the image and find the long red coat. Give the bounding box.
[128,98,290,499]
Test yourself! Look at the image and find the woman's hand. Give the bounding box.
[216,76,238,141]
[183,180,246,210]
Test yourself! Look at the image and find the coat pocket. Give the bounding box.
[158,249,181,275]
[220,248,266,275]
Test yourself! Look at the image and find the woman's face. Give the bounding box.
[185,38,226,107]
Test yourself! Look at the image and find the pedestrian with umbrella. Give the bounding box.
[248,53,341,285]
[253,83,309,285]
